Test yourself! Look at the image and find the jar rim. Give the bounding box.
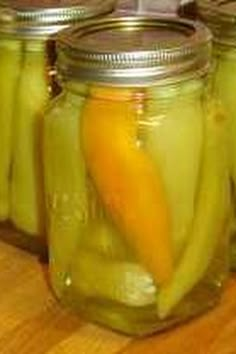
[0,0,115,38]
[56,16,212,86]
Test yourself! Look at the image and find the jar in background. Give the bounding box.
[0,0,115,255]
[116,0,181,16]
[44,16,230,335]
[179,0,198,19]
[197,0,236,270]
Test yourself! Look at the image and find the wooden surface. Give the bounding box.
[0,240,236,354]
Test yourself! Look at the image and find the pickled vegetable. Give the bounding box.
[44,89,88,293]
[212,49,236,270]
[82,86,173,285]
[78,218,134,261]
[11,41,49,235]
[212,49,236,182]
[144,81,203,260]
[0,39,22,220]
[157,101,229,318]
[71,250,156,307]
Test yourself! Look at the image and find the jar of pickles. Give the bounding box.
[197,0,236,269]
[44,16,230,335]
[0,0,115,254]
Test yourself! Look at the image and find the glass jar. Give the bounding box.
[179,0,198,20]
[0,0,115,254]
[116,0,181,16]
[197,0,236,269]
[44,16,230,335]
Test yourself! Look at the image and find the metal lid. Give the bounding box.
[0,0,115,38]
[197,0,236,46]
[57,16,211,86]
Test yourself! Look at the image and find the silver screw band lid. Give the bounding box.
[0,0,115,37]
[57,16,212,86]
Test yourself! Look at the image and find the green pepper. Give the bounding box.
[11,40,49,235]
[157,100,230,318]
[71,249,156,307]
[0,38,22,220]
[144,80,203,261]
[212,48,236,183]
[77,217,135,261]
[212,48,236,270]
[44,88,88,294]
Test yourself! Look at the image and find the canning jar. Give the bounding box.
[179,1,198,20]
[0,0,115,254]
[197,0,236,269]
[117,0,181,16]
[44,16,230,335]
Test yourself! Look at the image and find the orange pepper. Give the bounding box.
[82,86,173,285]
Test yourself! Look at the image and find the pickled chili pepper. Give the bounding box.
[82,86,173,285]
[71,249,156,307]
[0,39,22,221]
[11,41,49,235]
[145,82,203,261]
[197,0,236,271]
[44,90,88,291]
[212,50,236,184]
[157,101,230,318]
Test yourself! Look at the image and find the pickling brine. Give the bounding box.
[44,17,230,335]
[0,0,114,253]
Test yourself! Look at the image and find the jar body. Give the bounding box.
[0,34,58,253]
[0,1,114,253]
[212,45,236,269]
[44,77,230,335]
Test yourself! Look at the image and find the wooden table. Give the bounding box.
[0,239,236,354]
